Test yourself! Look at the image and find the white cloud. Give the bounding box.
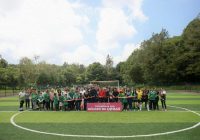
[102,0,148,22]
[0,0,147,66]
[96,7,136,50]
[96,0,147,52]
[0,0,89,64]
[61,45,105,65]
[113,43,140,65]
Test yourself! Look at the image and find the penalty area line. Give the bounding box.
[10,105,200,138]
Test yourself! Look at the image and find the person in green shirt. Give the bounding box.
[37,92,44,111]
[148,89,157,110]
[74,90,81,111]
[63,93,69,111]
[119,89,128,111]
[43,90,50,110]
[59,93,64,111]
[53,93,59,111]
[31,89,38,110]
[68,89,75,110]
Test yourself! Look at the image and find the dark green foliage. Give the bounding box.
[120,17,200,85]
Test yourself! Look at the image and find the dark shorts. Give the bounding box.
[137,99,142,103]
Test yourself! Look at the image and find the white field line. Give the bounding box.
[0,111,17,112]
[10,105,200,139]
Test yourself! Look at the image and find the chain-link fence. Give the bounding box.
[0,86,20,97]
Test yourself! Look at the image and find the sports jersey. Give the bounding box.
[43,93,50,102]
[137,90,143,100]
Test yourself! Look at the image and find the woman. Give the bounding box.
[160,88,167,111]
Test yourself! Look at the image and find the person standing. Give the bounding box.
[112,88,119,102]
[155,89,160,110]
[31,88,38,110]
[43,90,50,110]
[160,88,167,111]
[37,92,44,111]
[148,89,156,110]
[74,90,81,111]
[49,89,54,111]
[19,90,25,111]
[119,89,128,111]
[25,89,30,110]
[126,88,133,111]
[53,93,59,111]
[83,90,89,111]
[136,88,143,111]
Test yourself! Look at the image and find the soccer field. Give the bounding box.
[0,91,200,140]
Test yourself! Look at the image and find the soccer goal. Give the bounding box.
[90,80,119,89]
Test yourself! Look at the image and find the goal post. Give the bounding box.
[90,80,119,89]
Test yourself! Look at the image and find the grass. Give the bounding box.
[0,91,200,140]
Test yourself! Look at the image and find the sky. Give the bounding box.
[0,0,199,66]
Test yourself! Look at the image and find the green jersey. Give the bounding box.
[43,93,50,102]
[59,95,65,103]
[119,93,127,103]
[63,95,69,106]
[38,94,44,103]
[31,93,38,102]
[74,92,80,99]
[53,96,59,105]
[68,92,74,99]
[149,91,156,100]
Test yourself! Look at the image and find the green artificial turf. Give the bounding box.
[0,91,200,140]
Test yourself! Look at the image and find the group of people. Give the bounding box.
[18,85,167,111]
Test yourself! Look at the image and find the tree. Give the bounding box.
[105,54,113,69]
[19,57,36,86]
[0,55,8,68]
[86,62,106,81]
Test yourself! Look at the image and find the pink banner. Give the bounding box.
[87,103,122,112]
